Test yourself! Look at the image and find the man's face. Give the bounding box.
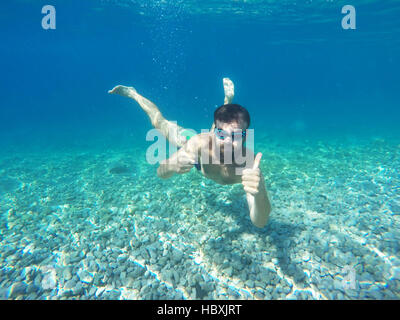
[214,120,247,163]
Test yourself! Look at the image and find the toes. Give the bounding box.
[108,86,121,94]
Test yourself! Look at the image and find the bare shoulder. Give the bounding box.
[182,132,210,156]
[184,132,210,151]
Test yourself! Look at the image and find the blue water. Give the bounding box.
[1,0,399,145]
[0,0,400,300]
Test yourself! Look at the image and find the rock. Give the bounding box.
[392,267,400,280]
[282,285,292,294]
[254,291,264,299]
[227,287,240,298]
[88,260,99,273]
[140,284,150,295]
[345,288,360,299]
[382,232,396,242]
[88,286,97,297]
[172,250,184,263]
[42,270,57,290]
[302,252,311,262]
[245,280,255,288]
[120,271,126,281]
[8,282,27,298]
[61,289,74,298]
[360,181,379,194]
[95,287,105,297]
[63,267,72,281]
[33,273,41,286]
[173,271,180,284]
[26,283,39,294]
[366,285,383,299]
[287,265,296,276]
[64,279,76,290]
[319,277,333,290]
[191,287,197,299]
[103,289,121,300]
[295,271,307,282]
[73,281,84,296]
[333,279,345,291]
[147,249,157,259]
[389,202,400,215]
[283,239,291,248]
[93,273,104,286]
[225,267,233,277]
[140,248,150,260]
[77,270,93,284]
[201,282,214,292]
[383,289,398,299]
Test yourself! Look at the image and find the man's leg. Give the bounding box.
[109,78,235,143]
[108,85,188,148]
[223,78,235,104]
[210,77,235,131]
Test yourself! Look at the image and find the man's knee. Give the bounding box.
[151,111,163,127]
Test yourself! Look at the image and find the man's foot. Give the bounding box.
[108,85,137,99]
[109,84,161,121]
[223,78,235,104]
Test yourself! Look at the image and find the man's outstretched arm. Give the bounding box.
[157,150,195,179]
[242,153,272,228]
[157,135,200,179]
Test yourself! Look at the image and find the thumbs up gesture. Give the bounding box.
[242,152,263,196]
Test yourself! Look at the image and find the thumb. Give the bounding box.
[253,152,262,170]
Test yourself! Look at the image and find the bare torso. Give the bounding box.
[194,133,253,185]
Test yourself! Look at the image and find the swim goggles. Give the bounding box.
[214,128,246,141]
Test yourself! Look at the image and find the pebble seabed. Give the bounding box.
[0,134,399,300]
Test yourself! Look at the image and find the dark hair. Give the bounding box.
[214,104,250,128]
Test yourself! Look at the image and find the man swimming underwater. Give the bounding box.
[108,78,271,228]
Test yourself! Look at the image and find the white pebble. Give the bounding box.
[41,270,57,290]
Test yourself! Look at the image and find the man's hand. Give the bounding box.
[157,136,200,179]
[158,150,196,178]
[242,152,262,195]
[173,150,197,174]
[242,152,271,228]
